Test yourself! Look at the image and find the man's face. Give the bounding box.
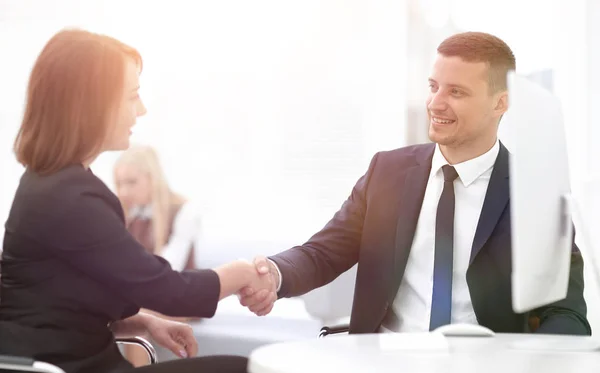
[426,54,506,150]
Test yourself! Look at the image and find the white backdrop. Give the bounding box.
[1,0,599,332]
[0,0,408,257]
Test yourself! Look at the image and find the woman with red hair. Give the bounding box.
[0,29,271,373]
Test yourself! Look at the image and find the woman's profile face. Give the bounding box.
[105,58,147,152]
[115,163,152,208]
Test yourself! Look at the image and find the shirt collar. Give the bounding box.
[431,140,500,187]
[129,205,153,220]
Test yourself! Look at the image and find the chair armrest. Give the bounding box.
[0,355,65,373]
[116,336,158,364]
[0,337,157,372]
[318,323,350,338]
[0,355,35,366]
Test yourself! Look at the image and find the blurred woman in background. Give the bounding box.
[114,145,201,366]
[114,145,199,272]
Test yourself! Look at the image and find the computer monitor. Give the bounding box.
[506,71,574,313]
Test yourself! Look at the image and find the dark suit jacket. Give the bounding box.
[271,142,590,335]
[0,165,221,373]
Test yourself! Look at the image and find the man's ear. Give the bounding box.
[494,90,509,117]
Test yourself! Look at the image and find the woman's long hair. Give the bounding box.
[114,145,185,255]
[14,29,142,174]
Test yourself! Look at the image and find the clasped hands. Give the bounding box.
[237,256,280,316]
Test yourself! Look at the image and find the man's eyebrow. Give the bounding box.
[447,83,471,92]
[429,79,472,93]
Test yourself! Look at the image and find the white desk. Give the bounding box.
[248,333,600,373]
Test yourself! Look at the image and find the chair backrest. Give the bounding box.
[301,265,356,325]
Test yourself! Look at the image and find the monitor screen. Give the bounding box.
[506,71,573,313]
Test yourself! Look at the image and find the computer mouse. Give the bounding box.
[433,323,495,337]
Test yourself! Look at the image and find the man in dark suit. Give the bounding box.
[239,32,590,335]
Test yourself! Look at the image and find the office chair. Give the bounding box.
[318,322,350,338]
[0,336,157,373]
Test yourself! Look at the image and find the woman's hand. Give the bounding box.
[238,256,279,316]
[213,259,273,300]
[145,316,198,359]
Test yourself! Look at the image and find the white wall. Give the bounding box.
[0,1,408,282]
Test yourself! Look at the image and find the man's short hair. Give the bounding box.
[437,31,516,94]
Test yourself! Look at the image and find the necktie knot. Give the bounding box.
[442,165,459,183]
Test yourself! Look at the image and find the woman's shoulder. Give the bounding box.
[20,165,107,195]
[176,200,202,218]
[172,200,202,227]
[13,165,121,221]
[5,166,124,243]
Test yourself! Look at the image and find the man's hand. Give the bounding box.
[146,315,198,359]
[239,256,279,316]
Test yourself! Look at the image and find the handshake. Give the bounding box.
[236,256,280,316]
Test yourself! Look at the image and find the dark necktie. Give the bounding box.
[430,165,459,331]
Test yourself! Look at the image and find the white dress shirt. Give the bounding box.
[384,140,500,332]
[160,201,202,271]
[130,201,202,271]
[270,141,499,332]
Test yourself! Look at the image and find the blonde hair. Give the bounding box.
[14,28,142,174]
[114,145,185,255]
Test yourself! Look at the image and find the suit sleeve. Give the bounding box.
[533,240,591,335]
[40,190,220,318]
[270,153,380,298]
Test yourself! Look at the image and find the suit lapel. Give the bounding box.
[391,144,435,299]
[469,142,510,264]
